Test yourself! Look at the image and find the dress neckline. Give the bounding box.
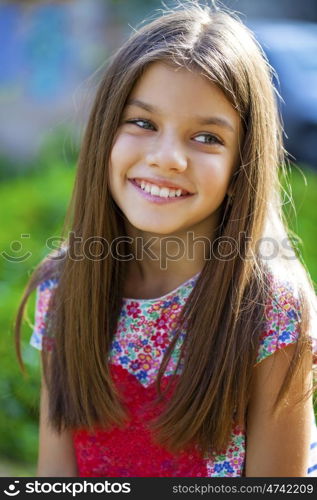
[122,271,201,303]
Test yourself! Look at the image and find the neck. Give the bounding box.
[122,218,218,297]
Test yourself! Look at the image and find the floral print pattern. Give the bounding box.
[30,278,57,352]
[255,276,302,365]
[30,270,317,477]
[107,282,191,388]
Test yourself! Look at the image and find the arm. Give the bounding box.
[245,343,312,477]
[36,365,78,477]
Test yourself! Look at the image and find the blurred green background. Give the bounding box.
[0,134,77,476]
[0,0,316,477]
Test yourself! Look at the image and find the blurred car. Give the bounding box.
[248,20,317,169]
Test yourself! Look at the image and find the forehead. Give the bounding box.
[128,61,239,123]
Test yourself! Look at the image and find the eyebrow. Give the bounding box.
[126,98,235,133]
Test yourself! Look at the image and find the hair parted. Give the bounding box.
[14,0,316,457]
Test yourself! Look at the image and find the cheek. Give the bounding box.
[110,133,141,170]
[196,155,236,211]
[109,135,141,196]
[198,155,234,189]
[108,137,124,194]
[108,137,129,192]
[109,136,125,171]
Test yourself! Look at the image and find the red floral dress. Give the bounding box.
[30,271,317,477]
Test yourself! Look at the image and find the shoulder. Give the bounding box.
[30,248,66,352]
[247,267,315,475]
[35,246,66,283]
[37,277,59,295]
[31,278,60,352]
[35,270,60,321]
[34,248,65,306]
[255,265,306,366]
[35,277,60,321]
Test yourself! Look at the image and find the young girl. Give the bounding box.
[15,1,317,477]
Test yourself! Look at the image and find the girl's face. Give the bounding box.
[109,61,242,237]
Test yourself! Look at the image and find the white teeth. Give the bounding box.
[135,179,189,198]
[150,184,160,196]
[159,187,170,198]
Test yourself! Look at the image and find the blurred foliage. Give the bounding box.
[0,126,78,182]
[0,135,76,474]
[282,164,317,285]
[0,141,316,474]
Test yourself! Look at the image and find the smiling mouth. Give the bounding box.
[129,179,194,203]
[132,178,191,198]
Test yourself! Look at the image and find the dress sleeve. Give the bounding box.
[255,274,317,366]
[30,278,58,352]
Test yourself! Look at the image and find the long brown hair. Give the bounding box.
[14,1,316,457]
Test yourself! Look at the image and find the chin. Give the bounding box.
[127,216,183,236]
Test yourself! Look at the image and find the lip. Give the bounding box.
[131,176,193,194]
[128,179,195,204]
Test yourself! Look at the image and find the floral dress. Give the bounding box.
[30,271,317,477]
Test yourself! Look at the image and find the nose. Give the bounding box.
[145,133,188,172]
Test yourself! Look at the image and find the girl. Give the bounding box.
[15,1,317,477]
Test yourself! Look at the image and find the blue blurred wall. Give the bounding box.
[0,0,110,164]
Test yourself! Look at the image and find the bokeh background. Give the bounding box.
[0,0,316,476]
